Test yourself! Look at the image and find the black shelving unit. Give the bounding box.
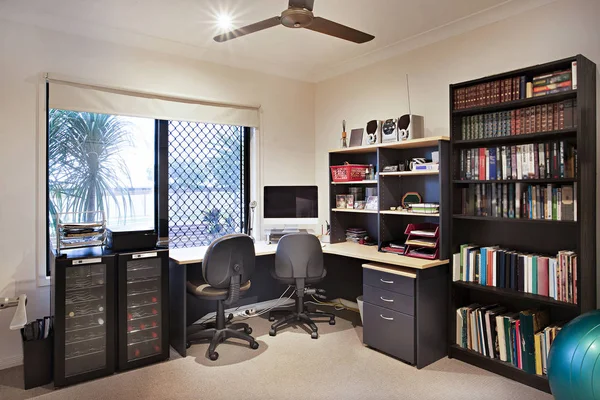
[448,55,597,393]
[328,137,451,260]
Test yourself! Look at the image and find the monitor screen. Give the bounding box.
[263,186,318,219]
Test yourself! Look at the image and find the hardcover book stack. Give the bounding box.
[453,75,526,110]
[453,246,578,303]
[460,99,576,140]
[458,140,577,181]
[532,62,577,97]
[456,305,562,376]
[459,183,576,221]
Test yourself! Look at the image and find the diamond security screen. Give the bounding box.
[168,121,247,248]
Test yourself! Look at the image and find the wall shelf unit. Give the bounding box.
[328,136,450,258]
[448,55,596,394]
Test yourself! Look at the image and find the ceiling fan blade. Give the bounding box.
[214,16,281,42]
[305,17,374,44]
[289,0,314,11]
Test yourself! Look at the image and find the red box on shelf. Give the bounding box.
[330,164,368,182]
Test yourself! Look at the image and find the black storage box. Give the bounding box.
[22,335,53,389]
[106,229,157,252]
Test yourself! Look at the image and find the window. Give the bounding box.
[166,121,250,248]
[46,109,251,273]
[47,110,156,246]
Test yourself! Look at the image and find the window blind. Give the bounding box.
[47,76,260,127]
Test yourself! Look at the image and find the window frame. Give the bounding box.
[45,114,250,275]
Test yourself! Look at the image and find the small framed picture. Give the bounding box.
[365,195,378,210]
[354,201,366,210]
[336,195,347,209]
[346,194,354,209]
[349,128,364,147]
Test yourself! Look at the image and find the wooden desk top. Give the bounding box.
[169,241,448,270]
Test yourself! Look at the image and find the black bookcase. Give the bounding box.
[448,55,597,393]
[328,137,451,260]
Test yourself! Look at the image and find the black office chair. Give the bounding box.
[186,234,259,360]
[268,233,336,339]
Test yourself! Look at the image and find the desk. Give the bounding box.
[169,241,449,365]
[170,241,448,268]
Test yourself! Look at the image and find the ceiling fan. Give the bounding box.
[214,0,375,44]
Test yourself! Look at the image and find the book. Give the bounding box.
[535,332,543,375]
[519,309,550,374]
[453,253,461,281]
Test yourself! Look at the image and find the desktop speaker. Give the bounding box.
[365,120,381,145]
[397,114,424,141]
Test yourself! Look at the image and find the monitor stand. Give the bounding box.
[266,227,310,244]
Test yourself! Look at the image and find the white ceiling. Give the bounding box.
[0,0,557,82]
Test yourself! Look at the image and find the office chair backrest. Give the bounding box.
[275,233,324,279]
[203,234,256,289]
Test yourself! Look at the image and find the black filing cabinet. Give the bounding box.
[362,267,416,364]
[51,248,116,387]
[361,263,448,369]
[117,249,169,371]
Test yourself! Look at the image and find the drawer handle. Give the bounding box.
[380,278,394,284]
[380,314,394,321]
[380,296,394,303]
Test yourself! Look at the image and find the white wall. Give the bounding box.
[315,0,600,306]
[0,19,315,368]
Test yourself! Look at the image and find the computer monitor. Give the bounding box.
[263,186,318,226]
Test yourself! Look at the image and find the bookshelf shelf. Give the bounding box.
[452,215,577,224]
[452,90,577,116]
[380,210,439,217]
[453,129,577,147]
[379,170,439,177]
[449,55,596,394]
[449,345,550,393]
[453,281,579,309]
[453,178,576,184]
[331,208,377,214]
[331,180,378,185]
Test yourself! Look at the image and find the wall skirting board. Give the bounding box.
[0,354,23,370]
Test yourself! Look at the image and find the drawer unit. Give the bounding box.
[363,284,414,316]
[363,302,415,364]
[363,267,414,296]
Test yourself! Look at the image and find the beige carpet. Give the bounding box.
[0,311,552,400]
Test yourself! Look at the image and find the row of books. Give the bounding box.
[458,141,577,181]
[460,99,576,140]
[453,246,578,303]
[459,183,576,221]
[532,64,577,97]
[453,76,526,110]
[453,63,578,110]
[456,305,563,375]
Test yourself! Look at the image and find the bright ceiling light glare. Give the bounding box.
[217,14,233,30]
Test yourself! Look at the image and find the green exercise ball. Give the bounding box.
[547,310,600,400]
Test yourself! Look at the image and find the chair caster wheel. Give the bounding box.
[209,352,219,361]
[250,341,259,350]
[244,326,253,334]
[186,342,191,349]
[329,319,336,325]
[269,329,277,336]
[268,316,275,322]
[311,332,318,339]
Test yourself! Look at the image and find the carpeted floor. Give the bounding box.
[0,311,553,400]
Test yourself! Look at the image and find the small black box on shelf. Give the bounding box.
[106,229,157,252]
